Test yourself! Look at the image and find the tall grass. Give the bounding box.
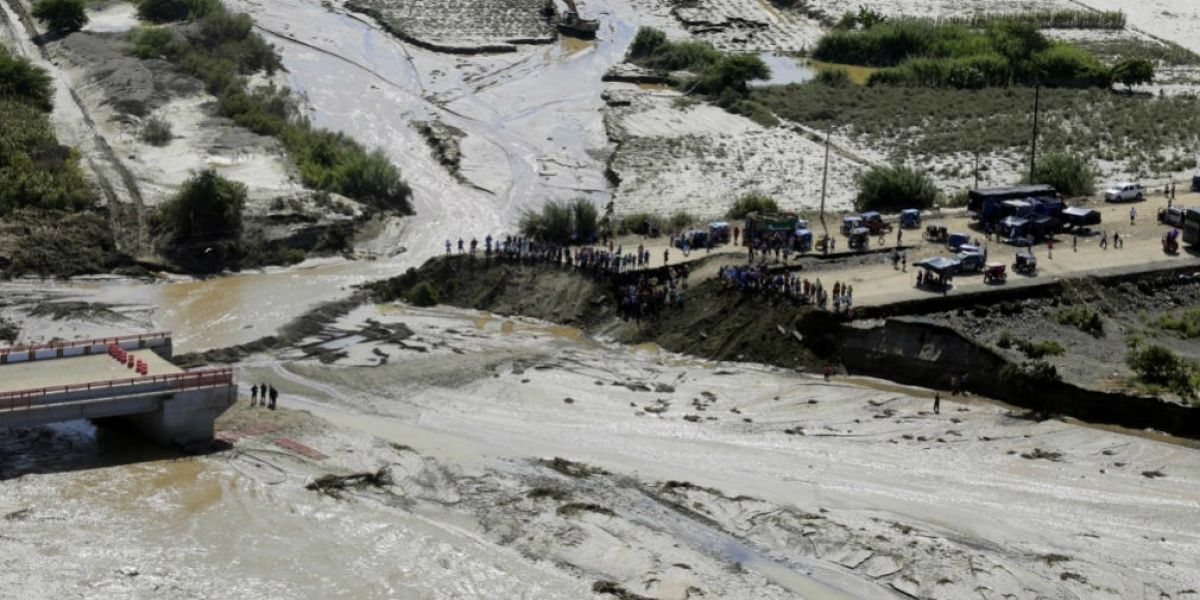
[519,199,599,244]
[939,10,1125,30]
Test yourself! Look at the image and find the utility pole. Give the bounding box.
[1029,83,1041,184]
[974,148,981,190]
[819,126,831,238]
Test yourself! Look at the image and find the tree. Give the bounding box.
[32,0,87,34]
[1111,57,1154,91]
[727,192,779,219]
[854,165,939,212]
[699,54,771,96]
[1030,152,1094,198]
[628,27,666,60]
[159,169,246,272]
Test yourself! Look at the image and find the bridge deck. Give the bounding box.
[0,350,181,394]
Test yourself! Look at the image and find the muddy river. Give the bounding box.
[3,0,1200,598]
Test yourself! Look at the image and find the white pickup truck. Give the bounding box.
[1104,182,1144,202]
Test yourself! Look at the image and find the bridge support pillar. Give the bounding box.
[120,387,237,447]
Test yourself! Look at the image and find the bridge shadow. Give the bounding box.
[0,419,225,480]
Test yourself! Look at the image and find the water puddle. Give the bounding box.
[754,53,814,86]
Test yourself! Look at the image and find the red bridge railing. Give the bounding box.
[0,367,235,413]
[0,332,171,361]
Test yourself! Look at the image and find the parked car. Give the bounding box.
[1104,182,1145,202]
[955,250,986,273]
[1159,207,1188,228]
[900,209,921,229]
[947,232,971,251]
[841,215,863,235]
[1192,173,1200,192]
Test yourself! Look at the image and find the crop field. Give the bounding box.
[345,0,554,49]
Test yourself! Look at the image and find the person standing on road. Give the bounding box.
[901,252,907,272]
[268,385,278,410]
[896,228,903,246]
[1130,206,1137,226]
[734,226,740,246]
[1114,231,1122,249]
[823,365,833,382]
[1047,238,1053,259]
[1072,235,1077,252]
[250,384,259,406]
[933,392,941,415]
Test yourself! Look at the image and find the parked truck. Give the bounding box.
[1184,208,1200,246]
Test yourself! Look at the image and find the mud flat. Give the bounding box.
[605,88,862,218]
[344,0,555,53]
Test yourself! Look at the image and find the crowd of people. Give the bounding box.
[717,265,856,313]
[446,235,669,276]
[617,266,690,320]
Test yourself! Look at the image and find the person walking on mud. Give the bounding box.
[933,391,941,415]
[268,385,278,410]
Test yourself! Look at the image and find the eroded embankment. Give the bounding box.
[377,256,1200,438]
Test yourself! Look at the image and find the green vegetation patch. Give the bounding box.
[815,20,1111,89]
[938,10,1125,31]
[1126,341,1198,399]
[127,4,412,213]
[750,84,1200,175]
[1155,307,1200,339]
[1029,153,1094,198]
[1073,37,1200,67]
[519,198,599,244]
[854,164,938,212]
[627,27,772,124]
[1055,306,1104,335]
[726,192,779,219]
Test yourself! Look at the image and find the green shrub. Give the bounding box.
[138,0,220,22]
[1030,153,1094,198]
[141,115,173,146]
[693,54,772,96]
[0,46,53,111]
[129,27,177,59]
[32,0,87,34]
[1054,306,1104,334]
[519,199,599,244]
[1110,57,1154,90]
[0,100,95,216]
[572,198,598,242]
[628,27,666,60]
[1125,343,1197,398]
[618,212,661,235]
[1018,339,1065,359]
[854,164,938,212]
[1155,307,1200,339]
[158,169,245,272]
[727,192,779,219]
[669,210,695,230]
[405,282,439,307]
[815,67,852,87]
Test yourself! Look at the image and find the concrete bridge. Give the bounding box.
[0,333,236,446]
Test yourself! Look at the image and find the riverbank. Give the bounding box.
[375,253,1200,436]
